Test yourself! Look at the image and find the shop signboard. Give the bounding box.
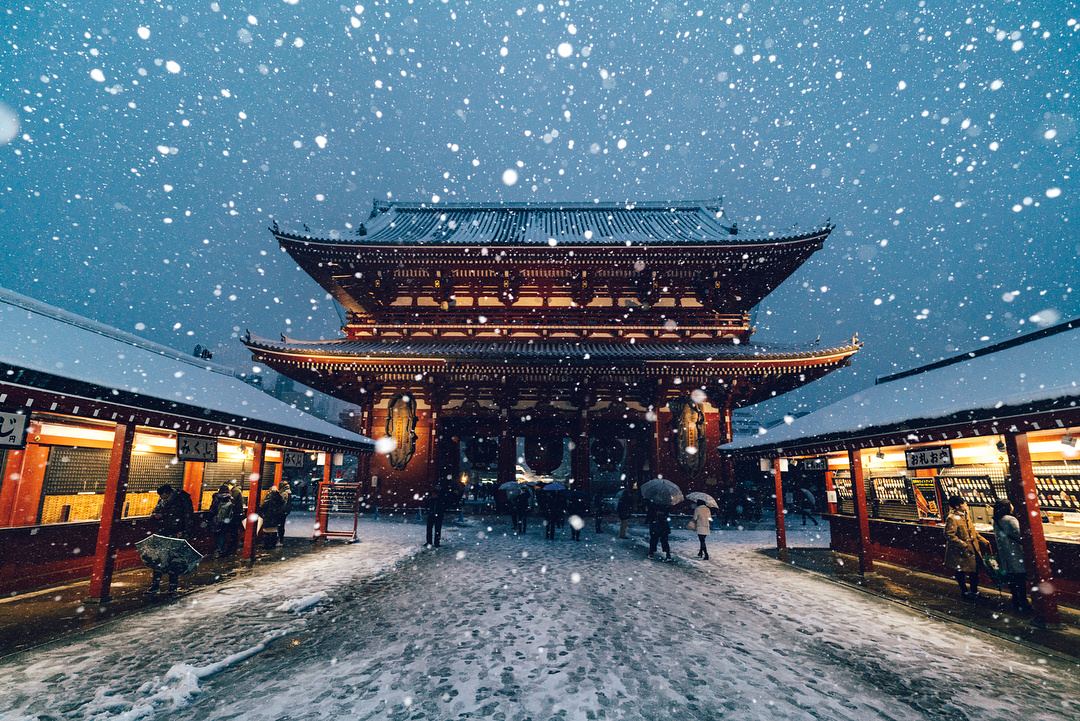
[0,410,29,449]
[283,449,306,468]
[176,434,218,462]
[905,445,953,470]
[800,457,828,472]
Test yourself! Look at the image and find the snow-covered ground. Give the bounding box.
[1,518,1077,720]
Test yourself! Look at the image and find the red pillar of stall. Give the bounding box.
[772,458,787,562]
[86,423,136,603]
[848,448,874,574]
[1003,432,1061,626]
[497,431,517,487]
[242,442,266,563]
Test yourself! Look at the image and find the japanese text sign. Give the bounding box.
[283,450,306,468]
[177,434,218,462]
[904,445,954,470]
[0,411,28,449]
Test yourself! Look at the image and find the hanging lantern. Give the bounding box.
[525,436,563,475]
[591,438,624,472]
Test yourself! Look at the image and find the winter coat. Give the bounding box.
[426,488,449,517]
[230,485,247,528]
[943,510,990,572]
[566,492,590,517]
[993,514,1026,575]
[153,490,194,538]
[617,491,634,520]
[513,492,530,516]
[279,480,293,517]
[208,490,235,532]
[260,489,287,531]
[646,503,670,537]
[693,504,712,536]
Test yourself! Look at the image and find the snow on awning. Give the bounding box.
[724,319,1080,452]
[0,287,373,451]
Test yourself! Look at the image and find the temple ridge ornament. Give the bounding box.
[385,393,419,470]
[669,396,707,478]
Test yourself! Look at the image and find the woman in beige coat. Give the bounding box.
[693,501,712,560]
[944,495,991,600]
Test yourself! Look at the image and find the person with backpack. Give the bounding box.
[208,483,235,558]
[146,484,194,595]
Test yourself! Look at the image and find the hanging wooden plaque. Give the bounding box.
[669,396,706,478]
[385,393,418,470]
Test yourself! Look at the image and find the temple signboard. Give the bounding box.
[0,410,29,449]
[176,434,217,462]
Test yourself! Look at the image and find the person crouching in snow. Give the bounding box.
[693,500,711,560]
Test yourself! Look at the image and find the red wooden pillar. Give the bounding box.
[848,448,874,574]
[497,431,516,487]
[824,469,838,515]
[772,458,787,561]
[242,442,266,563]
[1003,432,1061,626]
[572,409,591,494]
[182,461,204,510]
[314,454,332,539]
[87,423,136,603]
[650,392,665,479]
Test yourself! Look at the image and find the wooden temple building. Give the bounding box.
[245,200,861,505]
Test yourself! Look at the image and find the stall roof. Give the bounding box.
[0,287,373,451]
[724,318,1080,453]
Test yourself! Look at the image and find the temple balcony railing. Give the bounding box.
[343,322,752,342]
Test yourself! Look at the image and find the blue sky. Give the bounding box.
[1,0,1076,417]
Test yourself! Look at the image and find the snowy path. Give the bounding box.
[2,520,1077,720]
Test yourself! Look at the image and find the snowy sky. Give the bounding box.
[0,0,1076,418]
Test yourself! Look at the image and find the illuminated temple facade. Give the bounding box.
[244,199,861,505]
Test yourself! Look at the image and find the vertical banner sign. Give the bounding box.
[283,450,306,468]
[904,446,954,470]
[176,434,218,462]
[0,410,29,448]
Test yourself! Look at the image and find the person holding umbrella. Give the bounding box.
[646,501,672,561]
[566,490,590,541]
[514,489,530,533]
[616,487,634,539]
[146,484,194,595]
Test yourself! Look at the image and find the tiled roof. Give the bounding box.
[244,335,860,365]
[272,199,831,247]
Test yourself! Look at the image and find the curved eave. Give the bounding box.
[243,336,861,371]
[269,225,832,251]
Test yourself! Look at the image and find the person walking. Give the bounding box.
[693,500,711,560]
[798,487,819,526]
[146,484,194,596]
[944,495,991,600]
[993,500,1032,613]
[425,483,447,548]
[593,491,605,533]
[617,487,634,539]
[543,490,564,540]
[208,483,234,558]
[566,492,590,541]
[513,490,530,534]
[646,501,672,561]
[260,487,288,549]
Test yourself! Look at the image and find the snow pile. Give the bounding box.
[274,591,327,613]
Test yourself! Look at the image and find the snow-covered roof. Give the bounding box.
[273,198,832,247]
[724,319,1080,452]
[0,287,373,451]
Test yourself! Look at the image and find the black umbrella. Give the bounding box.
[135,534,203,576]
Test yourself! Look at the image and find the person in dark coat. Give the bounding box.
[646,501,672,562]
[543,488,565,540]
[425,483,448,548]
[617,487,634,539]
[147,484,194,595]
[260,488,288,549]
[222,481,246,557]
[566,491,590,541]
[208,483,235,558]
[993,500,1032,613]
[593,491,605,533]
[513,491,530,534]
